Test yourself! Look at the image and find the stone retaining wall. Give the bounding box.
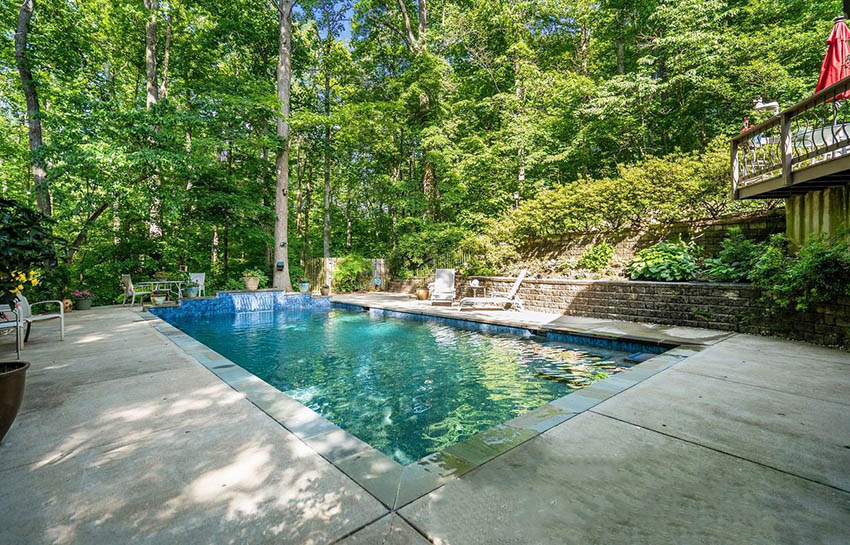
[454,276,850,347]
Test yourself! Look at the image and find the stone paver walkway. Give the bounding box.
[1,297,848,544]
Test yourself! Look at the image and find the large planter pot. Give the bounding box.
[299,282,310,293]
[0,361,29,443]
[416,287,430,300]
[320,286,330,296]
[244,277,260,291]
[74,298,92,310]
[151,295,166,306]
[184,286,199,298]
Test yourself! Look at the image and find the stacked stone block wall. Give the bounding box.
[453,276,850,347]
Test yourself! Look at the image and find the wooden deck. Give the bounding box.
[732,75,850,199]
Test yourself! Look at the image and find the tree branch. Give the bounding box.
[65,201,110,264]
[395,0,419,51]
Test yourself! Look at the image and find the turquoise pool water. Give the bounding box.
[166,307,634,464]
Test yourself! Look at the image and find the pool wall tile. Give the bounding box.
[149,291,328,321]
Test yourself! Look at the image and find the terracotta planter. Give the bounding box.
[244,277,260,291]
[0,361,29,443]
[74,298,92,310]
[320,286,330,296]
[416,287,430,300]
[151,295,166,306]
[63,299,73,313]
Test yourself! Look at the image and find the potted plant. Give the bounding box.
[72,289,93,310]
[297,276,310,293]
[183,280,199,298]
[0,360,30,443]
[0,199,61,442]
[416,283,430,300]
[242,268,267,291]
[150,290,167,306]
[320,285,330,296]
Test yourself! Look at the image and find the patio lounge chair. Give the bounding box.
[121,275,151,306]
[16,294,64,344]
[428,269,456,305]
[456,269,527,311]
[189,272,206,296]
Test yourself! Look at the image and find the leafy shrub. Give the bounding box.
[704,227,763,282]
[751,233,850,311]
[242,268,269,287]
[576,243,614,272]
[627,240,699,281]
[389,221,468,277]
[289,264,306,287]
[0,199,62,305]
[333,254,371,292]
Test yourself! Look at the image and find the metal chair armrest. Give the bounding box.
[31,300,65,315]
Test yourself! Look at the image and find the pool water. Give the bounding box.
[166,307,635,464]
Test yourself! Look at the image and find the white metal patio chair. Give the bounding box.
[16,294,64,344]
[0,306,23,359]
[428,269,456,305]
[121,275,152,306]
[456,269,527,311]
[189,272,206,296]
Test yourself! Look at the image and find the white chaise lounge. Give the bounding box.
[456,269,527,311]
[429,269,456,305]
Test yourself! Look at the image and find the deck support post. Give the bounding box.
[780,112,793,186]
[730,139,739,200]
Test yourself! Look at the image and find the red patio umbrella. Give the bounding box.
[816,16,850,100]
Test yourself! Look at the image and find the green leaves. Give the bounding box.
[627,240,700,282]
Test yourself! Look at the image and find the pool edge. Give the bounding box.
[137,308,702,511]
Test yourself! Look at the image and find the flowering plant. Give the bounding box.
[1,199,60,306]
[72,289,93,299]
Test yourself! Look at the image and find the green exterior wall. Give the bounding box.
[786,186,850,247]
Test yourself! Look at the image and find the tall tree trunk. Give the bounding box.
[15,0,50,215]
[211,226,218,264]
[159,11,171,99]
[345,193,352,250]
[272,0,293,290]
[303,162,312,266]
[144,0,159,108]
[580,24,588,75]
[323,75,331,286]
[144,0,162,237]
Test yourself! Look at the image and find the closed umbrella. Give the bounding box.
[816,16,850,99]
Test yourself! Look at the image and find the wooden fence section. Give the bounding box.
[304,258,387,291]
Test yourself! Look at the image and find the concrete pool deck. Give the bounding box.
[1,295,849,544]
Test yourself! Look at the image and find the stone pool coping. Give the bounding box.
[139,304,702,511]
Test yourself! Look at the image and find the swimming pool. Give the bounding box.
[161,304,643,464]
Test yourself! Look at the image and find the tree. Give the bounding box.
[273,0,294,291]
[14,0,50,216]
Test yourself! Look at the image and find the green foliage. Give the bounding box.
[0,199,62,304]
[332,254,371,293]
[242,268,269,288]
[576,243,614,272]
[627,240,700,282]
[289,264,306,286]
[0,0,830,302]
[389,222,468,277]
[704,227,763,282]
[751,233,850,311]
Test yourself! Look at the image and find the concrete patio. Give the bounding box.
[1,295,849,544]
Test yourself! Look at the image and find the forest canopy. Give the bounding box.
[0,0,837,301]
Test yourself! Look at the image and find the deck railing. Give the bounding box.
[731,74,850,195]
